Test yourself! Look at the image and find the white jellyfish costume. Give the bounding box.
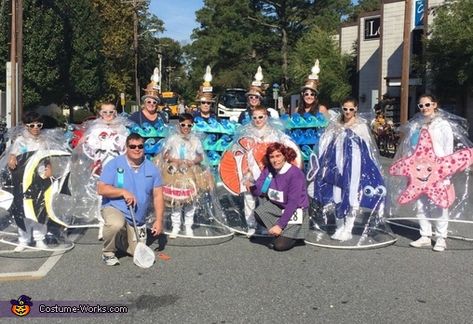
[153,126,233,244]
[0,126,73,252]
[386,109,473,243]
[218,118,302,235]
[54,116,130,228]
[305,114,396,249]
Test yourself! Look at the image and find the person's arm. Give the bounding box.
[97,181,137,206]
[151,186,164,236]
[249,168,269,196]
[319,104,330,118]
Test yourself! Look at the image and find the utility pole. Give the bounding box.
[165,66,174,91]
[132,0,140,106]
[10,0,17,127]
[400,0,412,124]
[17,0,23,120]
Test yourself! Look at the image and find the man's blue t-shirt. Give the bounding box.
[99,155,162,225]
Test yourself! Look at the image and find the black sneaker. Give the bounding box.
[102,255,120,266]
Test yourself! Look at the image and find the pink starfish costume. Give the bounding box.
[388,110,473,240]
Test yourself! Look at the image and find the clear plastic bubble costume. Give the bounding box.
[154,124,233,243]
[280,60,329,165]
[387,108,473,241]
[219,114,302,235]
[0,126,73,251]
[57,115,130,227]
[128,68,170,158]
[191,66,238,180]
[306,113,396,249]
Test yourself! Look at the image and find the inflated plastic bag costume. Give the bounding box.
[154,126,233,244]
[387,109,473,241]
[306,115,396,249]
[57,115,130,227]
[280,60,329,165]
[0,127,73,252]
[219,117,301,235]
[191,66,237,180]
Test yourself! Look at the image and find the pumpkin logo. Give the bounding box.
[10,295,33,317]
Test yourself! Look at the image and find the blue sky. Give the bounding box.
[150,0,360,43]
[149,0,204,43]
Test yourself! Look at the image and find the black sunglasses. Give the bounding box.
[180,123,193,128]
[128,144,144,150]
[342,107,355,112]
[303,92,315,97]
[201,101,212,105]
[252,115,265,120]
[146,100,157,105]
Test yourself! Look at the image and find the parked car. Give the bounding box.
[217,88,247,120]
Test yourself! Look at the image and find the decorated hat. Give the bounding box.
[246,66,265,98]
[142,67,161,103]
[301,60,320,94]
[196,65,215,102]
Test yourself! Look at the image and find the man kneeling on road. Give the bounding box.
[98,133,164,266]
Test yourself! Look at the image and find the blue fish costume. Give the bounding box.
[313,128,385,218]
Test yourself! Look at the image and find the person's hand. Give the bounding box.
[268,225,283,237]
[151,220,163,236]
[7,156,17,170]
[122,190,137,206]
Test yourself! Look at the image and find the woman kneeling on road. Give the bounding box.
[250,142,309,251]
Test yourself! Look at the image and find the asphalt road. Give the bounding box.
[1,224,473,323]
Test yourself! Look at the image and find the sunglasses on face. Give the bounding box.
[101,110,116,115]
[26,122,43,129]
[201,101,212,105]
[252,115,265,120]
[180,123,193,128]
[342,107,356,112]
[417,102,432,109]
[303,92,315,97]
[128,144,144,150]
[146,100,157,105]
[249,95,260,100]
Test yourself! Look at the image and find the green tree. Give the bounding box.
[22,0,65,108]
[186,0,274,97]
[425,0,473,100]
[289,27,352,104]
[0,0,10,90]
[348,0,380,21]
[58,0,104,105]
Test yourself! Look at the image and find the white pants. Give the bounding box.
[243,192,256,228]
[18,218,47,244]
[171,204,196,228]
[416,197,449,238]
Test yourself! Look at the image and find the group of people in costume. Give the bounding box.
[0,60,472,266]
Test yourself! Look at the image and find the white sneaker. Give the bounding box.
[246,228,256,238]
[433,237,446,252]
[35,240,48,250]
[169,227,180,239]
[331,225,345,240]
[185,226,194,237]
[14,244,27,252]
[409,236,431,248]
[337,228,353,242]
